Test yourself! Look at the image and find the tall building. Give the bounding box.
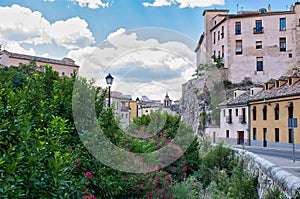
[0,50,79,77]
[195,2,300,84]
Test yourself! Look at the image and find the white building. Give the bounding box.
[218,86,263,145]
[110,91,131,128]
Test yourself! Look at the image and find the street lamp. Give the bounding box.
[136,97,140,117]
[105,73,114,107]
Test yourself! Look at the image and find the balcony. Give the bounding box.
[121,107,130,112]
[225,116,232,124]
[253,27,264,34]
[238,115,246,123]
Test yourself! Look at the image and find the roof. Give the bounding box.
[248,80,300,102]
[2,50,79,68]
[219,91,250,107]
[202,9,229,16]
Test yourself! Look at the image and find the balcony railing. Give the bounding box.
[238,115,246,123]
[253,27,264,34]
[121,107,130,112]
[225,116,232,124]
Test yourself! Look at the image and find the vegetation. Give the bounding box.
[0,63,259,198]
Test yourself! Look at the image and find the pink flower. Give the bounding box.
[90,195,96,199]
[137,184,143,189]
[149,191,153,196]
[125,175,128,180]
[165,139,171,143]
[86,171,93,179]
[77,159,81,167]
[83,196,89,199]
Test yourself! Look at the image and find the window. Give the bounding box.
[228,109,232,123]
[218,51,220,58]
[275,128,280,142]
[70,72,74,77]
[236,109,238,117]
[226,130,230,138]
[223,110,225,117]
[213,32,216,44]
[62,72,65,76]
[213,50,216,56]
[279,18,286,31]
[256,41,262,49]
[251,90,254,95]
[253,128,257,140]
[236,40,242,55]
[280,38,286,52]
[242,108,246,123]
[288,102,293,118]
[289,78,292,85]
[289,129,293,143]
[275,104,279,120]
[221,26,224,38]
[263,105,267,120]
[256,57,263,71]
[235,22,241,35]
[289,53,293,58]
[254,20,263,33]
[218,31,220,41]
[253,106,257,121]
[221,45,224,58]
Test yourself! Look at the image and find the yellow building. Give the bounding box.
[249,69,300,148]
[129,100,138,122]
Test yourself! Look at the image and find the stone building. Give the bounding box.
[195,2,300,84]
[0,50,79,77]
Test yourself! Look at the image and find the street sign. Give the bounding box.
[288,118,298,128]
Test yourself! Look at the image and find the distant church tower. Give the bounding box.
[163,92,171,108]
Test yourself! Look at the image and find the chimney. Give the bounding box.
[268,4,271,12]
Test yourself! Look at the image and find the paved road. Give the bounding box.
[235,146,300,178]
[241,146,300,162]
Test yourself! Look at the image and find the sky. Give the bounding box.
[0,0,296,101]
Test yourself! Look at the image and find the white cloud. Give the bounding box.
[0,4,95,52]
[5,41,35,55]
[68,28,196,99]
[43,0,55,2]
[143,0,224,8]
[143,0,174,7]
[48,17,95,49]
[70,0,109,9]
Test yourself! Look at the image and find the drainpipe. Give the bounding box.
[247,102,251,146]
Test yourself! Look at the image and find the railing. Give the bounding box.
[239,115,246,123]
[226,116,232,123]
[253,27,264,34]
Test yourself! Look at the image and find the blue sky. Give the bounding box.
[0,0,296,100]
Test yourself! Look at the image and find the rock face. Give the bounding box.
[180,69,228,136]
[234,148,300,198]
[180,76,210,136]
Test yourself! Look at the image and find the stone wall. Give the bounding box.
[234,148,300,198]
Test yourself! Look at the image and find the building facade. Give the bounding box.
[196,2,300,83]
[218,86,263,145]
[110,91,131,128]
[249,69,300,148]
[1,50,79,77]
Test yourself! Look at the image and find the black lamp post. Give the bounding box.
[136,97,140,117]
[105,73,114,107]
